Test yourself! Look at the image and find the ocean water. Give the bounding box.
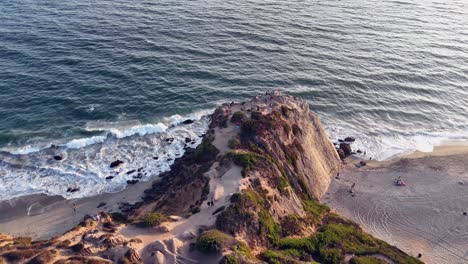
[0,0,467,200]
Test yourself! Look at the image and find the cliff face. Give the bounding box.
[245,94,341,199]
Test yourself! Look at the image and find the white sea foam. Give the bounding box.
[0,110,213,200]
[328,127,468,161]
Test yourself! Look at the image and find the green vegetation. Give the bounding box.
[193,141,219,163]
[196,229,232,253]
[278,176,290,195]
[231,111,247,123]
[227,150,262,176]
[259,209,282,246]
[350,256,388,264]
[221,255,241,264]
[142,213,165,227]
[269,212,423,264]
[228,136,241,149]
[260,249,302,264]
[302,199,330,218]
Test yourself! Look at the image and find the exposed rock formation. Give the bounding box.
[0,92,420,264]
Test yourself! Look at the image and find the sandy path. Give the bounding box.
[322,145,468,264]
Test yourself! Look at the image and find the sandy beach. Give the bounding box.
[322,144,468,264]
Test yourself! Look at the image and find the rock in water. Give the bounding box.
[182,119,195,124]
[344,137,356,142]
[53,155,63,161]
[105,176,114,180]
[127,180,139,185]
[110,160,124,168]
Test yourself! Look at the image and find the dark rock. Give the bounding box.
[165,138,174,144]
[337,149,346,160]
[153,156,159,160]
[338,139,344,143]
[339,143,352,156]
[137,167,143,172]
[356,149,362,154]
[182,119,195,125]
[127,180,139,185]
[110,160,124,168]
[344,137,356,142]
[126,170,136,175]
[105,176,114,180]
[133,173,143,179]
[462,212,467,216]
[185,137,192,143]
[97,202,106,208]
[67,187,80,193]
[53,155,63,161]
[359,161,367,167]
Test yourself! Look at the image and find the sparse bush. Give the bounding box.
[142,213,165,227]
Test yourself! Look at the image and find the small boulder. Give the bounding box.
[97,202,106,208]
[185,137,192,143]
[126,170,136,175]
[344,137,356,142]
[127,180,139,185]
[337,149,346,160]
[359,161,367,167]
[67,187,80,193]
[339,143,352,156]
[53,155,63,161]
[105,176,114,180]
[153,156,159,160]
[182,119,195,125]
[110,160,124,168]
[165,138,174,144]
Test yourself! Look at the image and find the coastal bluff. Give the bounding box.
[0,93,420,264]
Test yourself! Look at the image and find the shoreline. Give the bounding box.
[322,142,468,264]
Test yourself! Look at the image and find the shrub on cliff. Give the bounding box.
[193,142,219,163]
[227,150,261,176]
[142,213,166,227]
[196,229,233,253]
[231,111,247,123]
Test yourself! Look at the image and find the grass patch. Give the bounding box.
[302,199,330,218]
[259,209,282,246]
[227,150,262,176]
[196,229,232,253]
[141,213,166,227]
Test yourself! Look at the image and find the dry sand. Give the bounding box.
[322,144,468,264]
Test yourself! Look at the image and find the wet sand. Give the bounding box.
[322,144,468,264]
